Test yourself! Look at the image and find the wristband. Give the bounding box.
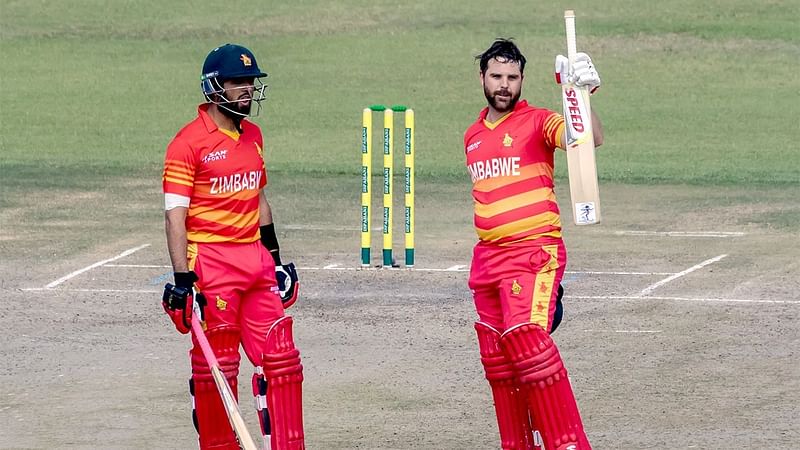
[174,271,198,289]
[270,249,282,265]
[260,224,281,265]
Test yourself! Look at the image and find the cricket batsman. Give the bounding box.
[464,39,603,449]
[161,43,304,449]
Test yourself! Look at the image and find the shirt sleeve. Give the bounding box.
[543,111,566,150]
[163,137,196,197]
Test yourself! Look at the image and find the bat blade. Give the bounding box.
[563,10,601,225]
[210,366,258,450]
[191,303,259,450]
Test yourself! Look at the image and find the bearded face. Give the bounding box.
[481,57,523,115]
[219,78,255,117]
[483,83,520,113]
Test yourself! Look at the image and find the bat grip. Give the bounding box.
[565,10,577,61]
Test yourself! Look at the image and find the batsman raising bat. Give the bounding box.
[463,36,603,449]
[161,43,304,450]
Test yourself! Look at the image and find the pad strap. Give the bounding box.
[475,322,534,450]
[262,316,305,449]
[252,367,271,449]
[501,323,591,450]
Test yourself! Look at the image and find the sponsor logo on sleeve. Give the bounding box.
[466,140,481,153]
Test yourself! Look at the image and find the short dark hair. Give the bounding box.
[476,38,527,74]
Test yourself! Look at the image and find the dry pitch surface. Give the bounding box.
[2,182,799,449]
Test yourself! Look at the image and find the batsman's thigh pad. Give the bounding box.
[190,325,242,450]
[475,322,534,450]
[262,316,305,449]
[500,323,590,450]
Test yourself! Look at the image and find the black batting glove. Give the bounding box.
[161,271,202,334]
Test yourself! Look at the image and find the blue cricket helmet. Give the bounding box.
[201,44,267,97]
[200,44,269,117]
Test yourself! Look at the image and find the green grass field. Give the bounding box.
[1,0,798,254]
[2,0,798,178]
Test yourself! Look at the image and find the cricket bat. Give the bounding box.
[190,301,259,450]
[563,9,601,225]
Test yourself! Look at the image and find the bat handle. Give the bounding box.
[564,10,578,62]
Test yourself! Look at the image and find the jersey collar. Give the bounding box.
[481,99,528,129]
[198,102,244,140]
[198,103,218,133]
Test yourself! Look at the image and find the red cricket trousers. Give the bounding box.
[469,238,567,333]
[188,240,285,366]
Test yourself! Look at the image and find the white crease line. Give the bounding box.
[418,268,466,272]
[23,288,160,293]
[298,267,672,275]
[282,224,355,231]
[105,264,169,268]
[567,295,798,305]
[639,255,727,296]
[19,290,798,305]
[616,231,745,238]
[45,244,151,288]
[572,270,674,275]
[101,263,675,276]
[583,329,662,333]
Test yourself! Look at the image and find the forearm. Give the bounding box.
[165,208,189,273]
[257,191,299,305]
[259,189,273,226]
[591,109,604,147]
[259,189,282,264]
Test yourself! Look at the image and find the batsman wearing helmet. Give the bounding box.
[161,43,303,449]
[464,39,604,449]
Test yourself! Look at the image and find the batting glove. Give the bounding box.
[275,262,299,308]
[161,271,206,334]
[555,52,601,94]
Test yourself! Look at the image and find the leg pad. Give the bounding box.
[190,325,242,450]
[501,323,591,450]
[475,322,534,450]
[262,316,305,449]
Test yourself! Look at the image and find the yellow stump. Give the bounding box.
[404,109,415,267]
[361,108,372,267]
[382,109,394,267]
[361,105,413,268]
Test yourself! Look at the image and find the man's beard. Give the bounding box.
[484,86,520,113]
[220,96,252,118]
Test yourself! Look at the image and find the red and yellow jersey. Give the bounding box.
[464,100,566,245]
[163,103,267,244]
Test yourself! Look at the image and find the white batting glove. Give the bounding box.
[554,52,601,94]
